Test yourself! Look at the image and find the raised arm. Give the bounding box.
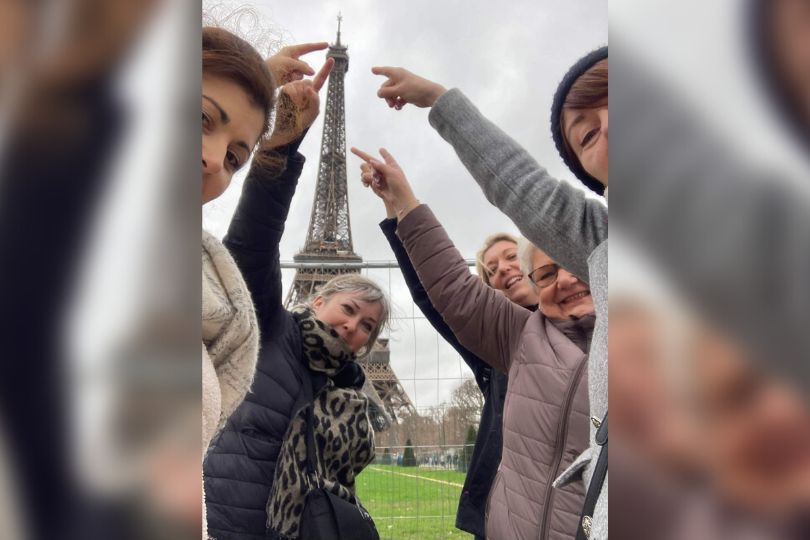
[353,147,531,373]
[371,67,607,283]
[611,51,810,390]
[429,90,607,282]
[224,143,304,333]
[397,205,530,374]
[224,57,333,333]
[379,217,494,386]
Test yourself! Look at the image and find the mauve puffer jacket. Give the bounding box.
[398,204,590,540]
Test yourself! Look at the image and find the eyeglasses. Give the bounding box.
[528,264,559,288]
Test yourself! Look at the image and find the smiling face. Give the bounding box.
[532,248,594,319]
[201,75,265,204]
[312,291,384,353]
[562,105,608,186]
[482,240,539,307]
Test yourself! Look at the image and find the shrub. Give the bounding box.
[402,438,417,467]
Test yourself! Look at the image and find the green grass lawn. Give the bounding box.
[356,465,474,539]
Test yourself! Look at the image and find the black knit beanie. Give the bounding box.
[550,46,608,196]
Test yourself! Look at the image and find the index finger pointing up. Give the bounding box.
[313,58,335,91]
[379,148,399,167]
[350,147,375,164]
[371,66,398,78]
[286,42,329,58]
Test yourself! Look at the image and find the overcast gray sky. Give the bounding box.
[203,0,608,407]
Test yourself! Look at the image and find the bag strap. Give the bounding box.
[299,362,358,479]
[576,412,608,540]
[295,365,325,483]
[305,397,317,477]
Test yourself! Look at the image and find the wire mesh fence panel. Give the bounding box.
[357,443,475,540]
[355,266,481,539]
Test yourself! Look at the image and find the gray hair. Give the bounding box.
[517,237,539,289]
[307,273,391,358]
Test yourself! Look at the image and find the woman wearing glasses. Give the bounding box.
[353,145,595,540]
[519,240,595,322]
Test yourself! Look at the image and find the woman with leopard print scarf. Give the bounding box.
[265,299,384,539]
[203,113,391,539]
[205,237,391,539]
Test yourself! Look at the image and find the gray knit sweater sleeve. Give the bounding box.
[428,88,608,282]
[611,55,810,390]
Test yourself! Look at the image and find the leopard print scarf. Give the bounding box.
[266,307,375,539]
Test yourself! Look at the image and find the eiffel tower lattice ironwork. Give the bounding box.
[284,15,415,428]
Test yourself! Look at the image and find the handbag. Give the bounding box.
[299,370,380,540]
[300,484,379,540]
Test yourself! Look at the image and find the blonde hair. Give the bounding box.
[517,237,539,288]
[308,274,390,357]
[475,233,518,286]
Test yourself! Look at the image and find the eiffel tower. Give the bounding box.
[284,15,415,428]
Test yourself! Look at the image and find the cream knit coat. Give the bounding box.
[202,230,259,538]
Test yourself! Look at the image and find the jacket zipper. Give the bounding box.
[539,353,589,539]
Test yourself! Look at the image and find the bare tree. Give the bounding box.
[450,379,484,418]
[444,379,484,445]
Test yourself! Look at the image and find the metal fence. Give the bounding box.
[359,442,474,540]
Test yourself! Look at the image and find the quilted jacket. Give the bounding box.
[397,204,591,540]
[203,145,307,540]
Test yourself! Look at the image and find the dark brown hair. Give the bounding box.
[560,58,608,168]
[563,58,608,111]
[202,26,276,138]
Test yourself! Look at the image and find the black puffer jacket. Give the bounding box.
[380,219,537,539]
[203,144,308,540]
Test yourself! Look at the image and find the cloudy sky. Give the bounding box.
[203,0,608,407]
